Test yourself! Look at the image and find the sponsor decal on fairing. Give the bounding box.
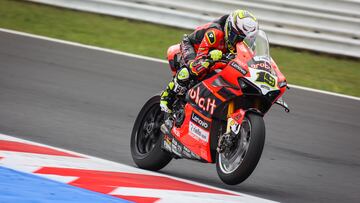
[189,121,209,143]
[182,146,193,159]
[246,68,279,95]
[191,112,210,130]
[189,86,217,115]
[163,134,172,152]
[171,139,182,156]
[230,61,247,75]
[229,118,241,134]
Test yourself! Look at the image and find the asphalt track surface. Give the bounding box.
[1,30,360,203]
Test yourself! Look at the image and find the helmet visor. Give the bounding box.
[227,21,246,47]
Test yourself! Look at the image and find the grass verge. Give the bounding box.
[1,0,360,97]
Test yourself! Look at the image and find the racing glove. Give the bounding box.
[209,49,223,61]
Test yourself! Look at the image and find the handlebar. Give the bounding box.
[205,52,235,65]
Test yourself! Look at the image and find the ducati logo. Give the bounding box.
[189,86,217,115]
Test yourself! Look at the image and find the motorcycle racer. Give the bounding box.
[160,10,259,113]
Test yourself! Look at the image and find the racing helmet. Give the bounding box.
[225,10,259,52]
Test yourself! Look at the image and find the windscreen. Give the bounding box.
[244,30,269,57]
[244,30,276,75]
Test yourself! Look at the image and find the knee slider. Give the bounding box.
[173,68,190,95]
[176,68,190,82]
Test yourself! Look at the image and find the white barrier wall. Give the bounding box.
[27,0,360,58]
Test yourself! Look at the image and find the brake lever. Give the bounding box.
[224,53,235,60]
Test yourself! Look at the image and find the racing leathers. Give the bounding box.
[160,15,229,113]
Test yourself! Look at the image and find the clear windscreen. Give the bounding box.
[244,30,276,75]
[244,30,270,58]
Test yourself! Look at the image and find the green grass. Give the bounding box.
[1,0,360,97]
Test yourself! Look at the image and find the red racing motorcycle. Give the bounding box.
[131,30,289,185]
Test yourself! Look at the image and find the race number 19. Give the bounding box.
[256,71,275,87]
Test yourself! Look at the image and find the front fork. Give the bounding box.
[217,100,246,153]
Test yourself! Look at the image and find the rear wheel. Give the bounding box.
[216,113,265,185]
[130,96,172,171]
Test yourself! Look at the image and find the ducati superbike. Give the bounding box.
[130,30,289,185]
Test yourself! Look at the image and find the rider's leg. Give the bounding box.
[160,67,190,113]
[161,34,195,113]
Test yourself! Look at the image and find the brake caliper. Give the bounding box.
[217,109,245,154]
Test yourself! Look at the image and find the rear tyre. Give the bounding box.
[130,95,172,171]
[216,113,265,185]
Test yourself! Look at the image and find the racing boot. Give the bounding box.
[160,67,190,113]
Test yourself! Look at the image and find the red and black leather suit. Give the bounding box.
[168,15,229,79]
[161,15,230,113]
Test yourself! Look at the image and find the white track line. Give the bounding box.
[287,84,359,101]
[1,28,359,101]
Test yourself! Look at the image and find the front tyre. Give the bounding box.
[131,95,172,171]
[216,113,265,185]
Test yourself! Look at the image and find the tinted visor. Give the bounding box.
[228,21,246,46]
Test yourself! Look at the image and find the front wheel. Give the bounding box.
[216,113,265,185]
[130,95,172,171]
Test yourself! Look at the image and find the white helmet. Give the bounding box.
[225,10,259,52]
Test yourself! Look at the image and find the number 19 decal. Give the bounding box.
[256,72,276,87]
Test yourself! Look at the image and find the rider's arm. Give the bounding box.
[180,34,196,65]
[189,28,225,79]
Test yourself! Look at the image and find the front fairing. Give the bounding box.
[190,30,287,115]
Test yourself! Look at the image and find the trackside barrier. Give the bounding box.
[27,0,360,58]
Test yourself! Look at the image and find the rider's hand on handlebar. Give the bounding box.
[209,49,223,61]
[207,50,235,64]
